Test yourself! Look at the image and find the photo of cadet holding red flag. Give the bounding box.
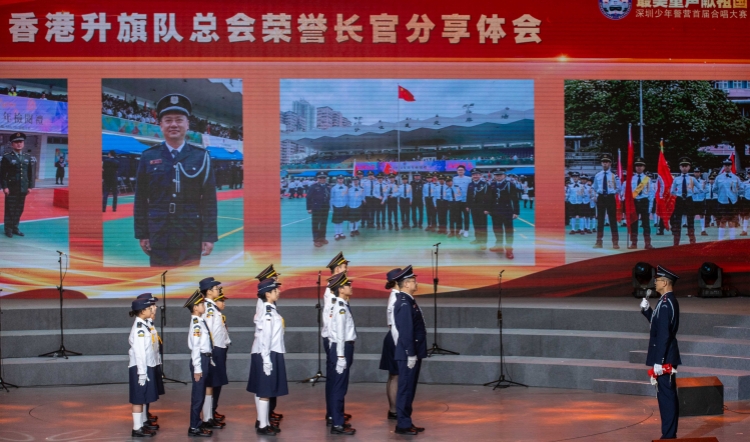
[564,79,750,263]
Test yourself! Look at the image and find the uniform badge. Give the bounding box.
[137,330,145,338]
[339,309,346,315]
[193,325,202,337]
[192,317,199,324]
[150,159,162,165]
[170,95,179,104]
[206,308,214,317]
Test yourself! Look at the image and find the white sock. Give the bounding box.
[744,219,748,232]
[258,397,270,428]
[142,404,148,423]
[718,227,725,241]
[133,413,142,431]
[701,218,706,231]
[203,395,213,422]
[730,227,737,240]
[353,221,359,230]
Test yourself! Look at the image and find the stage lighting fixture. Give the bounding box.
[632,261,655,298]
[698,262,724,298]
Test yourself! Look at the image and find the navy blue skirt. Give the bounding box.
[155,364,165,395]
[379,331,398,375]
[209,347,229,387]
[129,366,159,405]
[246,352,289,398]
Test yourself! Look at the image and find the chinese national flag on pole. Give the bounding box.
[730,150,737,174]
[624,126,637,234]
[656,139,676,230]
[398,85,415,102]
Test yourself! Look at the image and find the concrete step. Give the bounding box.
[714,326,750,340]
[629,350,750,372]
[4,353,750,400]
[592,378,656,397]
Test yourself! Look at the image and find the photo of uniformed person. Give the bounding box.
[134,94,218,267]
[1,132,35,238]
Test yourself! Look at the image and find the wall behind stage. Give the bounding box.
[0,0,749,299]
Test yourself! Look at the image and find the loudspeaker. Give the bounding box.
[651,438,718,442]
[676,376,723,417]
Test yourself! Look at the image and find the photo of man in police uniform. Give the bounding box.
[1,132,35,238]
[134,94,218,267]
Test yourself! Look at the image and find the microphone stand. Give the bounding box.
[39,252,81,358]
[159,270,185,385]
[485,270,527,390]
[301,271,325,385]
[0,289,19,391]
[427,242,459,357]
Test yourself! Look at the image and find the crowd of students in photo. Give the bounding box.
[0,86,67,102]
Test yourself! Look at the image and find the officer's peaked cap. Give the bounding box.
[255,264,280,281]
[258,278,281,295]
[327,252,349,270]
[392,265,417,283]
[199,277,221,291]
[157,93,192,118]
[183,290,205,309]
[328,272,352,290]
[656,265,679,282]
[10,132,26,142]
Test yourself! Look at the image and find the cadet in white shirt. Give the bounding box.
[322,252,352,426]
[137,293,162,428]
[184,290,213,438]
[379,270,403,421]
[199,278,228,429]
[453,165,472,237]
[246,279,288,436]
[327,272,358,435]
[715,158,741,240]
[347,176,365,236]
[128,294,160,438]
[253,265,285,425]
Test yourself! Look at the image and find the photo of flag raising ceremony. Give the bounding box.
[0,79,69,268]
[101,79,244,268]
[281,79,535,266]
[4,2,750,442]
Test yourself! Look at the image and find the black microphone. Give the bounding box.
[56,250,66,255]
[499,269,505,276]
[433,242,441,246]
[161,270,168,276]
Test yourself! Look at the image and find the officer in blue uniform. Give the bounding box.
[486,170,520,259]
[592,153,621,249]
[1,132,35,238]
[391,265,427,436]
[669,157,699,246]
[307,172,331,247]
[629,157,654,249]
[327,272,358,435]
[639,265,681,440]
[467,169,490,249]
[410,172,425,228]
[134,94,218,267]
[398,175,412,230]
[361,171,376,228]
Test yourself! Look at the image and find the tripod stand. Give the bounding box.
[0,289,19,391]
[485,270,527,390]
[427,242,458,357]
[301,272,325,386]
[159,271,185,385]
[39,252,81,359]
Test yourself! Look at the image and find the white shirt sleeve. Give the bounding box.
[189,319,203,373]
[132,321,149,375]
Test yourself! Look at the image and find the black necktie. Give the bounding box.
[682,175,687,198]
[171,149,178,158]
[603,172,608,194]
[369,182,373,196]
[637,174,641,187]
[727,173,731,178]
[441,186,444,199]
[710,184,713,199]
[428,184,431,197]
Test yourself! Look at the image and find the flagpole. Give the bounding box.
[397,89,401,162]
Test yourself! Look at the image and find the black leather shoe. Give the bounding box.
[411,425,425,432]
[387,411,397,420]
[4,231,12,238]
[132,427,155,437]
[270,411,284,420]
[331,425,356,435]
[188,427,212,437]
[143,422,159,431]
[344,413,352,420]
[148,412,158,422]
[12,230,23,237]
[201,418,225,429]
[395,426,418,435]
[326,417,352,428]
[213,411,225,422]
[255,420,281,432]
[256,426,277,436]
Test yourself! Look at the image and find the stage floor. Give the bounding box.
[2,382,750,441]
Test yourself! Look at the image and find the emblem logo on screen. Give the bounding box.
[599,0,632,20]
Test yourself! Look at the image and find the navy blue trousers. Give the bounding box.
[323,337,332,418]
[396,358,422,429]
[329,342,354,427]
[657,373,679,439]
[189,354,210,429]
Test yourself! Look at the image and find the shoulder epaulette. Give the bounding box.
[192,317,199,324]
[266,305,273,312]
[137,322,143,328]
[338,300,345,306]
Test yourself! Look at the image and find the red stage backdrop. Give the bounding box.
[0,0,748,299]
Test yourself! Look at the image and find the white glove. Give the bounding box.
[138,374,149,386]
[640,298,650,310]
[653,364,664,376]
[407,355,417,369]
[336,357,347,374]
[262,356,273,376]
